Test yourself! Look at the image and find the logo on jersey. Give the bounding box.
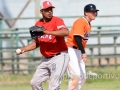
[57,25,66,29]
[51,63,56,72]
[39,35,52,39]
[83,30,90,41]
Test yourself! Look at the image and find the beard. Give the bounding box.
[43,14,53,22]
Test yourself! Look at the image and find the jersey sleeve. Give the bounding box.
[73,19,85,38]
[34,20,40,26]
[34,37,39,43]
[56,18,68,30]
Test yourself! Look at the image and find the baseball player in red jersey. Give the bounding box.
[15,1,69,90]
[66,4,99,90]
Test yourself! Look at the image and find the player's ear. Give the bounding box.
[84,12,88,16]
[40,10,42,14]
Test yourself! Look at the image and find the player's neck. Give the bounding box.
[43,16,52,22]
[84,16,92,22]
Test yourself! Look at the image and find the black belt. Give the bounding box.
[45,53,61,59]
[72,46,79,49]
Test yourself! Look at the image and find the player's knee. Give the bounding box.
[75,73,86,84]
[70,78,79,90]
[81,73,86,82]
[30,79,36,87]
[79,76,86,85]
[30,79,42,88]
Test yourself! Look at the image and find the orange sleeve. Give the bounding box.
[73,19,85,38]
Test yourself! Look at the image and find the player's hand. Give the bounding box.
[43,30,51,35]
[15,48,26,55]
[82,54,87,64]
[20,48,26,54]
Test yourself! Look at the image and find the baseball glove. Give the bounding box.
[29,26,45,39]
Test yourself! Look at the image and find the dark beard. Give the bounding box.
[43,16,52,22]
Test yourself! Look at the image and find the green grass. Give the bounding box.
[0,67,120,90]
[0,74,31,90]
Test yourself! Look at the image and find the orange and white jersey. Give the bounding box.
[66,17,91,48]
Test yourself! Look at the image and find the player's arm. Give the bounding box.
[43,18,69,36]
[43,29,69,36]
[74,35,87,63]
[20,42,39,54]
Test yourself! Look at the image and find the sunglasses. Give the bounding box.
[43,7,53,12]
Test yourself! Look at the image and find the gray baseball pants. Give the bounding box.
[30,51,69,90]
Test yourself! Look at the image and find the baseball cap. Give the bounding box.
[40,1,55,10]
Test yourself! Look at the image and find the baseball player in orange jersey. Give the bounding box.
[15,1,69,90]
[66,4,99,90]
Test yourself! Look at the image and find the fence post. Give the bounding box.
[27,39,33,74]
[114,37,117,69]
[98,27,102,67]
[90,48,94,68]
[105,58,110,68]
[16,33,20,73]
[0,18,4,74]
[11,33,15,74]
[35,0,40,19]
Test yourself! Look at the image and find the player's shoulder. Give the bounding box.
[35,19,43,25]
[52,16,63,21]
[74,17,86,25]
[75,17,85,22]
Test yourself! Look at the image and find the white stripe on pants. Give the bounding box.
[67,47,86,90]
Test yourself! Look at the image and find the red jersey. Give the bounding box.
[34,16,68,57]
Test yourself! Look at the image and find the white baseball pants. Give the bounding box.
[67,47,86,90]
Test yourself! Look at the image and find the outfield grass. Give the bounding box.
[0,68,120,90]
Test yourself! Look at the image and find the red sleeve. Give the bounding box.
[56,18,68,30]
[34,37,39,43]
